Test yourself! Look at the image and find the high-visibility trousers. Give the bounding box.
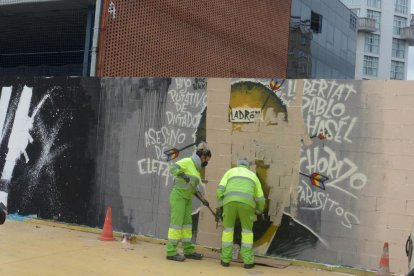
[166,188,194,256]
[221,201,255,264]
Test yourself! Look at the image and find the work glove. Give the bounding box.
[215,207,223,223]
[254,209,267,221]
[196,182,206,195]
[201,198,209,207]
[257,213,266,221]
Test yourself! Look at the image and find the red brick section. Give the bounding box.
[97,0,291,78]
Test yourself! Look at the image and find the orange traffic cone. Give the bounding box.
[376,242,390,276]
[99,206,116,241]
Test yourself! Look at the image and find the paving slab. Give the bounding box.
[0,220,352,276]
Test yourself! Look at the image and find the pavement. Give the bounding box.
[0,219,354,276]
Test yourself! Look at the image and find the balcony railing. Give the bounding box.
[401,26,414,46]
[358,17,377,33]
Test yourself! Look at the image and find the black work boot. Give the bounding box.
[220,260,230,267]
[184,252,203,260]
[244,263,255,269]
[166,254,186,262]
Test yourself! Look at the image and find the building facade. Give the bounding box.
[96,0,291,78]
[341,0,414,80]
[288,0,357,79]
[0,0,95,76]
[0,0,358,79]
[97,0,357,79]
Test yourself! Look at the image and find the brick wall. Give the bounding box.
[96,0,291,78]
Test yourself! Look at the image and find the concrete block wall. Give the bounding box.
[1,77,413,274]
[198,79,414,274]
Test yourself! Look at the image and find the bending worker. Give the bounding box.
[166,142,212,262]
[216,157,265,269]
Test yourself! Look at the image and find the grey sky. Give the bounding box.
[408,1,414,80]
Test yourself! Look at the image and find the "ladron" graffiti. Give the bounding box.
[229,107,261,123]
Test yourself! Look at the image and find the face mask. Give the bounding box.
[201,161,208,168]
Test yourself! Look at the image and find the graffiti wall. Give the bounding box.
[199,79,414,274]
[282,80,366,262]
[0,77,207,239]
[1,77,413,274]
[91,77,207,237]
[0,77,100,222]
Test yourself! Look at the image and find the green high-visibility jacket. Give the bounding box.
[170,157,201,199]
[217,165,265,214]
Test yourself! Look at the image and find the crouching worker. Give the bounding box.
[217,158,265,269]
[166,142,212,262]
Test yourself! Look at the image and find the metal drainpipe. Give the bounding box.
[82,5,94,77]
[90,0,102,77]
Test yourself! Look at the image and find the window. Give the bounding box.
[395,0,408,14]
[392,38,406,58]
[311,11,322,33]
[363,55,378,76]
[393,16,407,35]
[365,34,380,54]
[367,0,381,9]
[367,10,381,30]
[350,14,357,31]
[390,61,405,79]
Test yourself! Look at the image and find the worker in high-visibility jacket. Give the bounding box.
[216,158,265,269]
[166,143,212,262]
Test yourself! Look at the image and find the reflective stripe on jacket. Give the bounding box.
[170,157,201,199]
[217,165,265,213]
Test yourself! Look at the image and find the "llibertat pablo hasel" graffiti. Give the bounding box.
[303,80,358,144]
[299,80,367,231]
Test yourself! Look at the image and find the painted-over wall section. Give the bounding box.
[92,77,207,237]
[0,77,413,274]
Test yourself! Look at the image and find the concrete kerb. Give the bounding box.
[283,259,376,276]
[11,216,376,276]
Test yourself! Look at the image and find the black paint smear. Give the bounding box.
[3,77,99,224]
[267,214,319,258]
[91,78,173,234]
